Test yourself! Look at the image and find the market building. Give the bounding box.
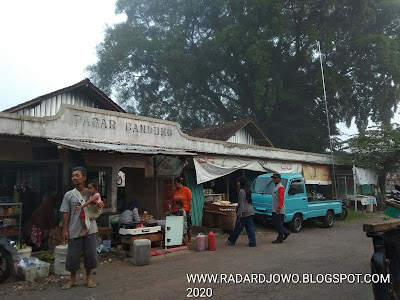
[0,79,378,250]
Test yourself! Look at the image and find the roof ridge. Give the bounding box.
[3,79,125,113]
[187,118,252,132]
[187,118,273,147]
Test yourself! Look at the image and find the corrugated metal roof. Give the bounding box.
[48,139,196,156]
[186,119,274,147]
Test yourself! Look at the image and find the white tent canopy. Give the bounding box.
[193,155,302,184]
[355,167,378,185]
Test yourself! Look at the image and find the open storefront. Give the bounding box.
[1,84,350,250]
[0,137,192,253]
[190,156,340,230]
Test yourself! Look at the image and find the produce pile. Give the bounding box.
[212,201,237,206]
[15,243,29,250]
[141,213,154,221]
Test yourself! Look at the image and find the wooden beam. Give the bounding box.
[363,219,400,233]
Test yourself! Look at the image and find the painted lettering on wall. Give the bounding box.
[73,114,172,137]
[74,115,116,130]
[125,122,172,137]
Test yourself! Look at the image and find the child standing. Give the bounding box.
[74,180,102,236]
[176,200,188,246]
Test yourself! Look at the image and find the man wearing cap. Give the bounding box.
[271,173,291,243]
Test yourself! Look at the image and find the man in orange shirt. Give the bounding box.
[173,177,193,244]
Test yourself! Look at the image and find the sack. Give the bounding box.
[85,204,103,220]
[72,188,103,221]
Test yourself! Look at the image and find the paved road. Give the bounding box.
[2,216,380,300]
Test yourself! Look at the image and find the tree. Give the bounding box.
[87,0,400,153]
[340,125,400,203]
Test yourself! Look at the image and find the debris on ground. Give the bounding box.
[3,275,63,296]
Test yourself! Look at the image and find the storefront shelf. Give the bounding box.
[0,214,20,218]
[5,234,18,237]
[0,202,22,245]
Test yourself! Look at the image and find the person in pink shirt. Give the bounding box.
[74,180,102,236]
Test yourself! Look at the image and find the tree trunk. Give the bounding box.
[378,173,386,211]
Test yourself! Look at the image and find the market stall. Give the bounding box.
[202,196,238,232]
[349,166,378,213]
[347,196,377,213]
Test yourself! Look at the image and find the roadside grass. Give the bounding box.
[343,210,373,222]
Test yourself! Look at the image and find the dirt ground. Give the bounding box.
[1,213,383,300]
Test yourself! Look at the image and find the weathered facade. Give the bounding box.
[0,105,332,164]
[0,103,336,218]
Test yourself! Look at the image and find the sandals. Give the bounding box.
[87,281,98,288]
[61,281,77,290]
[61,281,97,289]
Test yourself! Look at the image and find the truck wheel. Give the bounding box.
[290,214,303,233]
[323,211,335,228]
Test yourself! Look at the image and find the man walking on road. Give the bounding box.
[60,167,104,289]
[271,173,291,243]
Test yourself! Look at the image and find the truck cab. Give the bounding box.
[251,173,342,232]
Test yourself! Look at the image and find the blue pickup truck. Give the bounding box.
[251,173,342,232]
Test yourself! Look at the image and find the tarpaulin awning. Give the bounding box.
[145,156,186,177]
[302,163,332,185]
[355,167,378,185]
[48,139,197,156]
[193,155,302,184]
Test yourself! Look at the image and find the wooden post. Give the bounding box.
[226,176,230,202]
[154,156,160,219]
[353,165,358,213]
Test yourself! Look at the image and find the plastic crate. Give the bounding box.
[17,261,50,281]
[103,240,112,251]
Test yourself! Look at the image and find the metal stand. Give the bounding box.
[0,202,22,245]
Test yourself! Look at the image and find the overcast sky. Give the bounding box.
[0,0,125,110]
[1,1,397,138]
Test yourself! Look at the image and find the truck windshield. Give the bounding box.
[251,178,288,195]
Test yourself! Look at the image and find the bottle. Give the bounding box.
[208,231,216,251]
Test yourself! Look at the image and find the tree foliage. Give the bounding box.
[87,0,400,153]
[340,125,400,197]
[342,125,400,173]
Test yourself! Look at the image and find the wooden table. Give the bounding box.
[97,227,113,239]
[120,232,164,257]
[348,196,377,213]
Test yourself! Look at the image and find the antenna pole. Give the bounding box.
[318,41,338,199]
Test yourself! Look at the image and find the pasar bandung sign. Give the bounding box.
[9,105,187,148]
[72,114,173,137]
